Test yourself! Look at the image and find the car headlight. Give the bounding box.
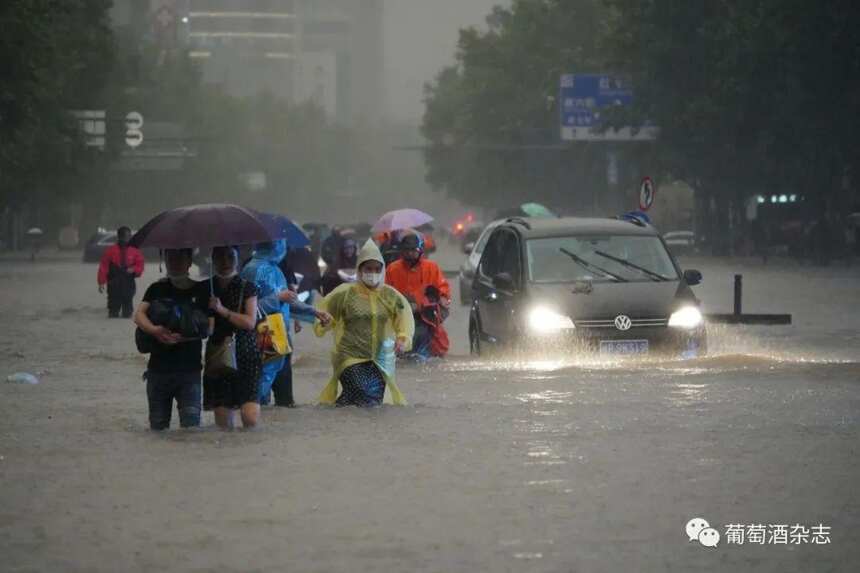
[528,306,575,333]
[668,306,703,329]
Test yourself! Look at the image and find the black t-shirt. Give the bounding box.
[142,279,211,374]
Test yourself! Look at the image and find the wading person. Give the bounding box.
[134,248,209,431]
[204,246,262,429]
[385,232,451,360]
[242,240,330,407]
[98,226,144,318]
[315,239,414,407]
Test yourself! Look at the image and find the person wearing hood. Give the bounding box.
[134,248,211,430]
[385,232,451,360]
[242,240,331,406]
[314,239,414,407]
[98,226,145,318]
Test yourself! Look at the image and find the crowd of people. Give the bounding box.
[98,224,451,431]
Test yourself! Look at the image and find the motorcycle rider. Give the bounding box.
[384,232,451,360]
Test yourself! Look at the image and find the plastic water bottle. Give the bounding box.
[6,372,39,385]
[376,338,396,376]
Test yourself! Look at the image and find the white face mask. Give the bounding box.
[361,272,383,288]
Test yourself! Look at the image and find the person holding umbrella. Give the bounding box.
[134,248,210,431]
[130,203,322,419]
[205,246,262,429]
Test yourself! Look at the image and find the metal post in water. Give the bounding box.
[733,274,743,316]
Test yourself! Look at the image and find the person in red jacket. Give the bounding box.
[97,226,145,318]
[385,232,451,359]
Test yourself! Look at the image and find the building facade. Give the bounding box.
[110,0,383,124]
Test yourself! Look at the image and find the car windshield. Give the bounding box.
[526,235,679,283]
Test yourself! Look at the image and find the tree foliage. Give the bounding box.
[424,0,860,243]
[0,0,114,202]
[606,0,860,246]
[421,0,638,213]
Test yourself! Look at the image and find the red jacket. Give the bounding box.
[97,244,144,285]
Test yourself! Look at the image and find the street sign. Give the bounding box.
[125,111,144,148]
[71,110,106,149]
[639,176,656,211]
[559,74,657,141]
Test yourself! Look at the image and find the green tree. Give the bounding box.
[422,0,643,213]
[0,0,114,244]
[606,0,860,251]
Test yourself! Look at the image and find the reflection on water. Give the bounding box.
[440,350,856,379]
[668,383,708,406]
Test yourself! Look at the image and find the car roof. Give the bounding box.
[500,216,659,239]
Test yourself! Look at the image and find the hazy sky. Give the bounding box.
[382,0,505,124]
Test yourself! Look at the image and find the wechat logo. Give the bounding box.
[686,517,720,548]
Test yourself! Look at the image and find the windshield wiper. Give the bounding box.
[593,250,672,282]
[559,248,627,282]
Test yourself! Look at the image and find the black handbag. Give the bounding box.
[135,298,210,354]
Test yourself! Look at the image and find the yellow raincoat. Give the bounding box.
[314,240,415,405]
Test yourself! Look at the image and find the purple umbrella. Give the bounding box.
[131,203,283,249]
[371,208,434,234]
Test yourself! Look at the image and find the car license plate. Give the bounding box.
[599,339,649,355]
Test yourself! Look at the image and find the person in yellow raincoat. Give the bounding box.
[314,239,414,406]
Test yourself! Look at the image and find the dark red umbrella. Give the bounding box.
[130,203,282,249]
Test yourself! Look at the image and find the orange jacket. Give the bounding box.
[385,258,451,308]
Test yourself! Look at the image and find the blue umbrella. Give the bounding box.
[252,211,310,248]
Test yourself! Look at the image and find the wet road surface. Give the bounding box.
[1,251,858,572]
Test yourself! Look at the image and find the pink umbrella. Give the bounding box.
[372,208,434,234]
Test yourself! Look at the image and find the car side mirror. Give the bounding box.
[683,269,702,285]
[463,242,475,255]
[493,272,516,291]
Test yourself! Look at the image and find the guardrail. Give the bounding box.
[705,274,792,325]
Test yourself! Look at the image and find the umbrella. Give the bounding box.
[131,203,284,249]
[252,212,310,248]
[372,208,434,234]
[520,202,557,218]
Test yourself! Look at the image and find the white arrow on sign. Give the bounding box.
[125,111,144,148]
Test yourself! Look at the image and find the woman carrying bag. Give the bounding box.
[204,246,262,429]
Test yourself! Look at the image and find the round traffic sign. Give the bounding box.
[639,177,656,211]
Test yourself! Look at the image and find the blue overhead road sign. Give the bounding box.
[559,74,656,141]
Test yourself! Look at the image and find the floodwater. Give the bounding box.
[1,248,859,572]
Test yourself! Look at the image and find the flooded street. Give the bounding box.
[2,250,859,572]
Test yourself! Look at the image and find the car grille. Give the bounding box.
[574,317,669,329]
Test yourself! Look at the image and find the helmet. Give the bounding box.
[399,233,424,252]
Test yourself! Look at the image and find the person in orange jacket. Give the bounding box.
[385,233,451,359]
[97,226,145,318]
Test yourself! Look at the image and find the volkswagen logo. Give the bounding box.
[614,315,632,331]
